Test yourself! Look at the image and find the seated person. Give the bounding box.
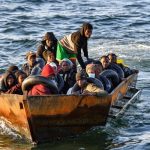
[6,70,27,95]
[100,55,110,70]
[86,64,96,78]
[43,50,59,66]
[72,72,107,96]
[0,65,19,92]
[0,71,17,93]
[108,53,139,77]
[28,64,56,96]
[58,58,76,94]
[22,51,38,76]
[100,55,125,81]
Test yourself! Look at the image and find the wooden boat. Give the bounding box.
[0,73,141,144]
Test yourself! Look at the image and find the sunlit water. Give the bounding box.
[0,0,150,149]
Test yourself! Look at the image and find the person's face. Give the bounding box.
[28,55,36,67]
[101,57,110,69]
[95,64,103,76]
[61,62,70,72]
[18,74,26,84]
[108,55,117,63]
[77,79,86,88]
[46,40,53,48]
[84,29,92,38]
[86,68,95,74]
[47,54,55,63]
[7,75,15,87]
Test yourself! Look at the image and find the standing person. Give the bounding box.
[56,22,93,69]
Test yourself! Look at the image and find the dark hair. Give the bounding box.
[107,53,117,57]
[82,22,93,30]
[7,65,19,73]
[100,55,109,60]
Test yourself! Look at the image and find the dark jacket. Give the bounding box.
[59,69,76,94]
[37,32,58,59]
[1,71,17,93]
[71,23,92,69]
[60,23,93,69]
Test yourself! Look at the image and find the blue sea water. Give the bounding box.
[0,0,150,149]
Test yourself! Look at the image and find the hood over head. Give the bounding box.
[41,64,55,77]
[80,22,93,37]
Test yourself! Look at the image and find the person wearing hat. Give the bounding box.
[56,22,93,69]
[37,32,58,60]
[22,51,40,76]
[72,72,107,96]
[28,64,57,96]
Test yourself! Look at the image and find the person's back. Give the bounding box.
[28,64,56,96]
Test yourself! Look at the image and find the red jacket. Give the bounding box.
[28,84,52,96]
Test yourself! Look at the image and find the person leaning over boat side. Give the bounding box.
[58,58,76,94]
[56,22,93,69]
[108,53,139,77]
[72,72,107,96]
[28,64,56,96]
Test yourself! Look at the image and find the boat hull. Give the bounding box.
[0,73,139,143]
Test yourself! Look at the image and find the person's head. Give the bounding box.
[48,62,57,75]
[60,58,73,72]
[7,65,19,74]
[43,50,55,63]
[26,51,36,67]
[94,61,103,77]
[86,64,96,78]
[108,53,117,63]
[41,64,55,80]
[81,22,93,38]
[42,32,57,48]
[100,55,110,69]
[76,72,87,88]
[5,73,16,88]
[15,70,27,84]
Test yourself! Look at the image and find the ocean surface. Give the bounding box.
[0,0,150,149]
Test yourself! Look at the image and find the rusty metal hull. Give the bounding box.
[0,94,31,140]
[0,73,138,143]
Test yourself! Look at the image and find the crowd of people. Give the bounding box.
[0,22,138,96]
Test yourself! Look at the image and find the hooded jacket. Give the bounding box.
[28,64,55,96]
[60,23,93,69]
[1,71,17,93]
[37,32,58,59]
